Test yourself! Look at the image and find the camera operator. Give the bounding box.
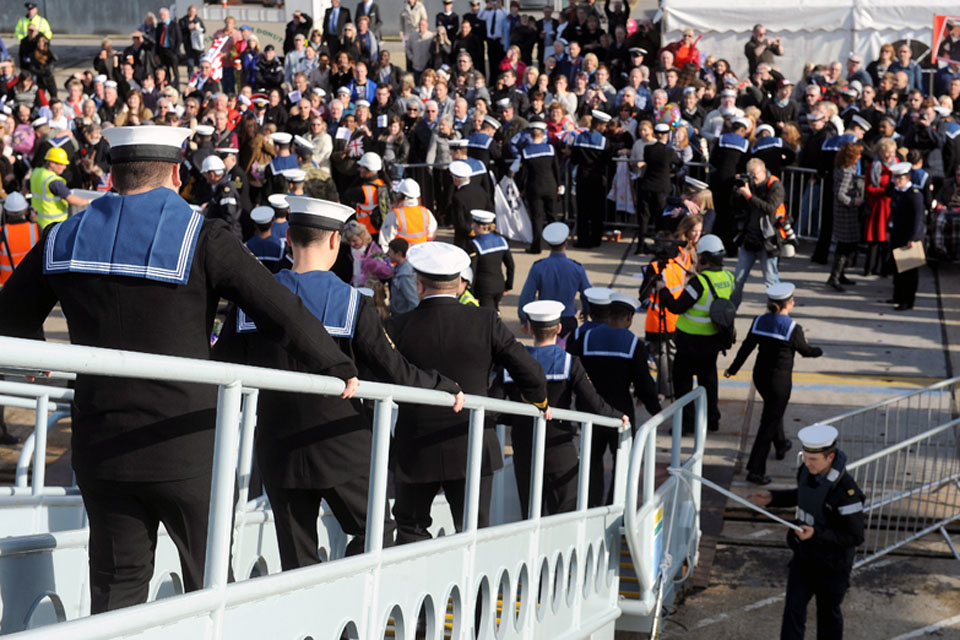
[745,24,784,77]
[731,158,786,307]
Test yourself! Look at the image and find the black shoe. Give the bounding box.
[894,303,913,311]
[884,298,897,304]
[746,473,772,485]
[838,275,857,285]
[707,424,720,432]
[0,432,19,445]
[826,278,845,292]
[525,247,542,254]
[775,439,793,460]
[810,255,829,265]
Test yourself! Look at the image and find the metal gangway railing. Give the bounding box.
[822,378,960,567]
[0,336,709,638]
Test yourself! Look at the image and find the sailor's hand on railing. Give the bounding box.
[796,525,815,541]
[620,414,630,429]
[452,391,465,413]
[24,371,51,383]
[341,377,359,399]
[544,406,552,421]
[748,491,771,507]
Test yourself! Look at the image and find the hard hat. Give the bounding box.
[460,266,474,283]
[357,152,382,172]
[397,178,421,199]
[697,234,725,255]
[2,192,28,213]
[44,147,69,165]
[201,155,226,173]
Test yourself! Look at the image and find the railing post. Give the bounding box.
[463,407,486,532]
[203,381,243,591]
[235,390,259,510]
[611,424,632,507]
[671,412,682,470]
[528,415,547,519]
[31,394,49,496]
[365,397,393,552]
[577,421,593,511]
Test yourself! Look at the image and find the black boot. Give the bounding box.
[827,253,847,292]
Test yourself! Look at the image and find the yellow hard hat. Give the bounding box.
[44,147,69,165]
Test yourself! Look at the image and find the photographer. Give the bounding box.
[745,24,784,77]
[730,158,786,307]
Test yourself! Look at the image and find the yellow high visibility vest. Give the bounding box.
[675,269,734,336]
[30,167,70,229]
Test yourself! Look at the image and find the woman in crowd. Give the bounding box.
[828,142,864,291]
[342,220,393,288]
[864,137,898,276]
[547,74,577,118]
[377,115,410,168]
[114,90,153,126]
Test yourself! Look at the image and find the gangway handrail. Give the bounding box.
[820,375,960,426]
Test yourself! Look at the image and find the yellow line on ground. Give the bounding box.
[724,370,942,387]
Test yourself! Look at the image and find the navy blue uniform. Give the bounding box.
[517,252,591,336]
[468,232,515,310]
[887,183,925,309]
[571,130,612,247]
[245,235,285,273]
[709,132,749,251]
[517,142,560,253]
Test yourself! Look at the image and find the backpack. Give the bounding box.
[702,274,737,352]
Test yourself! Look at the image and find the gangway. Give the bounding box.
[0,337,708,638]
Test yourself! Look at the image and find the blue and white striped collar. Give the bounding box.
[750,313,797,342]
[238,269,359,338]
[472,233,509,255]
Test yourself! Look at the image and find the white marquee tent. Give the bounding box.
[661,0,956,82]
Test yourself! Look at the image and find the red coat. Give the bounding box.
[864,161,892,243]
[661,39,701,70]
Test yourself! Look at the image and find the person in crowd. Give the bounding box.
[386,237,418,315]
[518,222,591,337]
[828,142,864,291]
[863,136,898,276]
[886,161,925,311]
[889,44,923,95]
[466,210,514,310]
[745,24,784,77]
[730,158,786,307]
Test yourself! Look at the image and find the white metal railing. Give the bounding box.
[0,336,643,639]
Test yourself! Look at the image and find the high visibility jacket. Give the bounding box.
[645,247,692,335]
[459,288,479,306]
[675,269,734,336]
[355,179,384,236]
[393,205,431,244]
[15,15,52,41]
[767,175,789,240]
[0,220,40,285]
[30,167,70,229]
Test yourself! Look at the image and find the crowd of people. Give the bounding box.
[0,2,934,638]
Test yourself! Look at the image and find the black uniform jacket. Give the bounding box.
[213,270,461,488]
[727,313,822,380]
[468,232,515,296]
[517,142,560,196]
[0,213,357,483]
[886,184,925,248]
[450,180,491,237]
[639,140,680,194]
[385,296,548,483]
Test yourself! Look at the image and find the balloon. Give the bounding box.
[626,18,637,37]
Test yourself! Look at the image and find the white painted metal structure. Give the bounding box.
[0,337,709,638]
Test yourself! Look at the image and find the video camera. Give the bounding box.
[733,173,750,189]
[637,235,685,302]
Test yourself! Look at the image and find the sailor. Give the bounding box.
[385,242,548,543]
[498,300,626,517]
[708,117,750,252]
[516,121,561,254]
[571,109,613,248]
[0,125,358,613]
[565,286,613,357]
[886,161,925,311]
[379,178,437,246]
[293,134,339,202]
[29,147,90,230]
[215,147,254,239]
[449,139,495,207]
[517,222,592,338]
[749,424,865,640]
[466,115,503,168]
[750,124,795,182]
[467,209,514,311]
[201,154,243,242]
[214,197,463,567]
[579,293,661,506]
[0,193,39,286]
[448,160,483,250]
[283,168,308,196]
[267,131,300,195]
[660,234,735,433]
[340,152,387,242]
[244,205,285,273]
[184,123,217,204]
[724,283,823,484]
[268,193,292,239]
[457,265,479,306]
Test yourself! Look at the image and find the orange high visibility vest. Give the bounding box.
[645,246,692,335]
[394,205,431,244]
[0,221,40,285]
[355,179,384,236]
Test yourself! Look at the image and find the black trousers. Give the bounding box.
[746,374,791,476]
[673,332,722,431]
[512,429,578,517]
[812,177,835,263]
[453,228,471,251]
[526,192,555,252]
[892,262,919,308]
[78,474,213,613]
[156,48,180,88]
[393,476,493,544]
[264,474,394,570]
[559,316,577,339]
[576,175,606,246]
[477,292,503,310]
[781,559,849,640]
[588,425,620,507]
[486,38,505,76]
[638,189,667,241]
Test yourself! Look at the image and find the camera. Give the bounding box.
[637,236,684,301]
[733,173,750,189]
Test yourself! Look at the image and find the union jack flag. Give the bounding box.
[347,137,364,158]
[186,34,229,87]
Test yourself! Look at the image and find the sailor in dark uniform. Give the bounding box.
[244,205,286,273]
[385,242,548,544]
[886,161,925,311]
[751,124,796,181]
[449,140,495,208]
[571,110,614,247]
[202,154,244,242]
[579,293,662,506]
[0,126,359,613]
[447,160,485,250]
[516,121,561,254]
[724,283,823,484]
[517,222,592,338]
[266,131,300,196]
[467,209,514,311]
[709,117,750,252]
[216,147,254,240]
[749,424,865,640]
[498,300,626,517]
[935,107,960,180]
[213,198,464,567]
[268,193,292,239]
[466,116,503,170]
[565,286,613,357]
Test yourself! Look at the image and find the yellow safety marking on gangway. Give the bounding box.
[722,370,943,387]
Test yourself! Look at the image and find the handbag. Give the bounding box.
[190,26,205,52]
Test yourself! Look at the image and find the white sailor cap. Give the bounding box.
[934,105,952,117]
[685,176,708,190]
[591,109,612,123]
[483,115,501,130]
[294,135,314,150]
[238,94,252,106]
[584,287,613,305]
[609,292,641,312]
[397,178,421,198]
[271,132,293,145]
[523,300,565,325]
[849,80,863,95]
[2,192,28,213]
[216,147,239,155]
[470,209,496,224]
[720,89,737,98]
[542,221,570,246]
[357,286,374,297]
[528,121,548,131]
[104,80,118,89]
[628,47,646,55]
[890,161,912,176]
[756,123,775,136]
[407,241,472,281]
[496,97,512,108]
[195,124,215,136]
[254,97,269,106]
[268,193,290,209]
[732,117,752,129]
[31,116,47,128]
[355,99,370,109]
[250,205,275,224]
[448,139,468,149]
[103,125,192,164]
[766,282,795,301]
[448,160,472,178]
[287,196,353,231]
[840,85,858,97]
[312,87,326,97]
[93,74,107,84]
[282,168,307,182]
[851,114,871,132]
[460,265,473,283]
[798,424,839,453]
[806,111,825,122]
[654,123,670,133]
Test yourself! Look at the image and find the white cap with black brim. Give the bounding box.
[286,196,354,231]
[102,125,192,164]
